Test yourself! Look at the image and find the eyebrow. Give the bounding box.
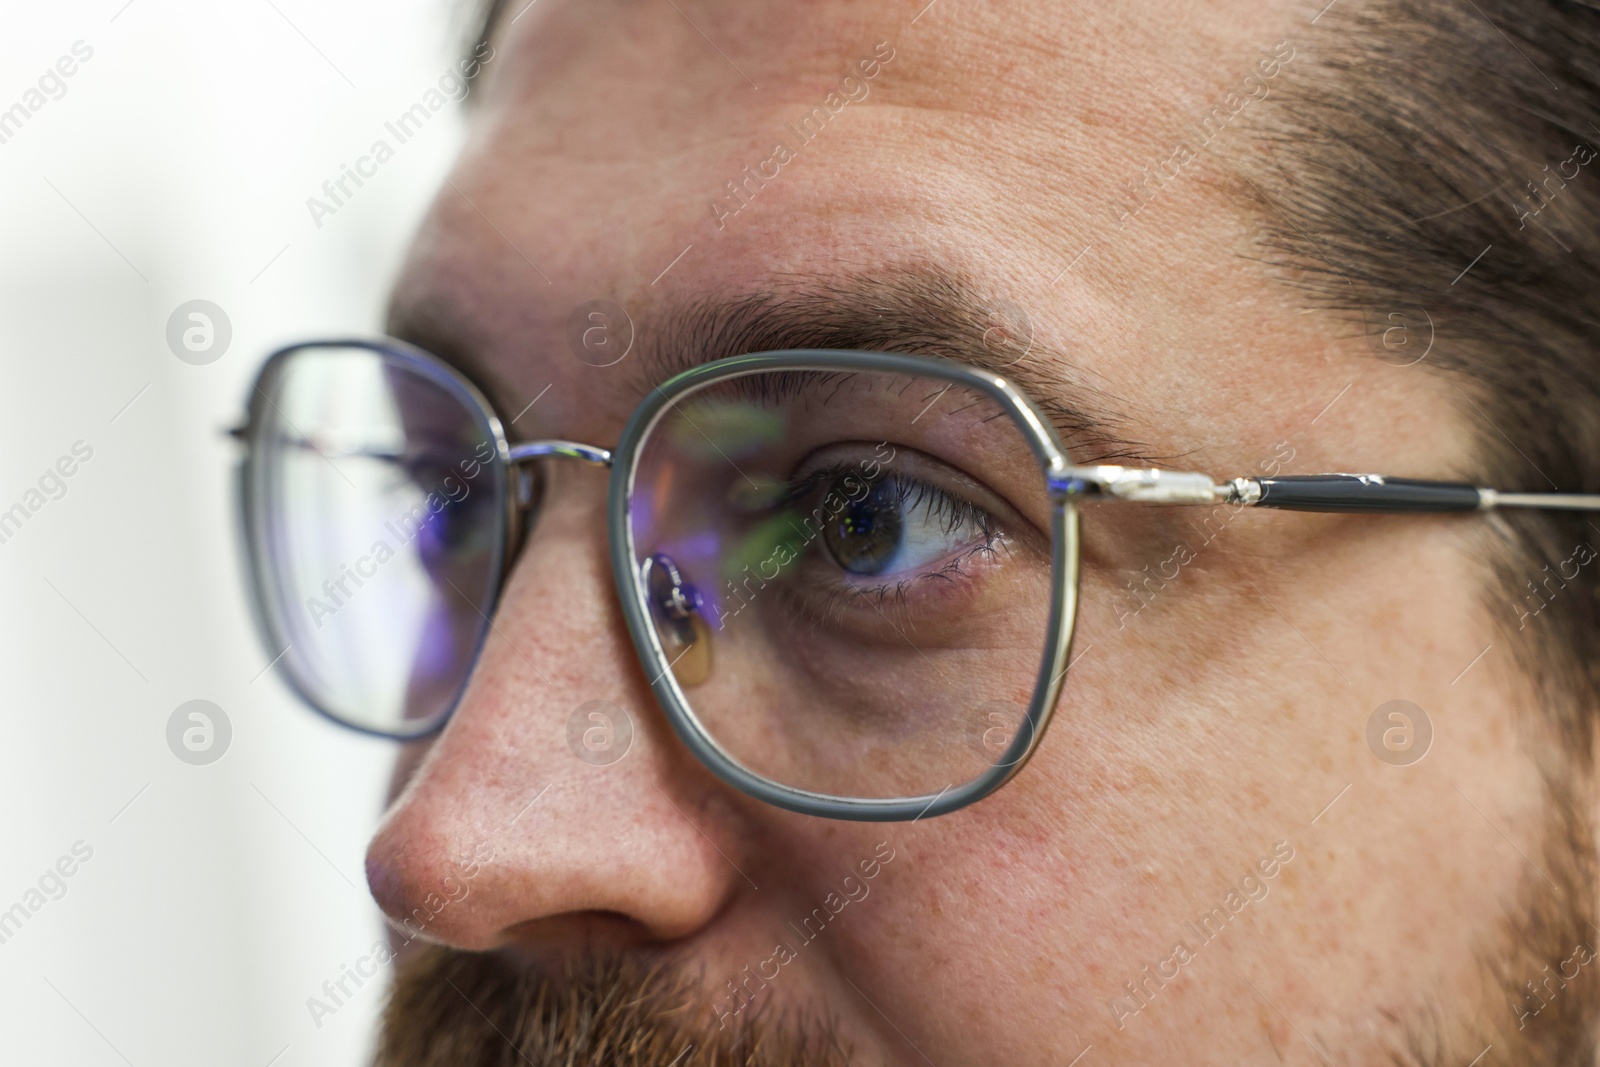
[391,267,1170,466]
[641,270,1167,465]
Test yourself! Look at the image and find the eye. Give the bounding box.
[817,473,995,578]
[377,453,496,566]
[415,493,491,560]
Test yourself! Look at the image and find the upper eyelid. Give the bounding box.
[836,443,1046,546]
[780,461,874,504]
[786,465,991,544]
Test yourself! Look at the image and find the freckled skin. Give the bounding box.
[363,1,1559,1063]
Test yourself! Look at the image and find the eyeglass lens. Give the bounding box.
[248,349,1058,800]
[246,345,507,736]
[627,368,1055,800]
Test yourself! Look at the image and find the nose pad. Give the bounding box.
[640,553,712,686]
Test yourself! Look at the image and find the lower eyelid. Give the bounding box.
[817,531,1003,589]
[809,545,1005,617]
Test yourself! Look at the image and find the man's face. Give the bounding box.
[365,1,1568,1062]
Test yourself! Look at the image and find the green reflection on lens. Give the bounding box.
[726,475,787,514]
[723,511,810,583]
[668,403,785,460]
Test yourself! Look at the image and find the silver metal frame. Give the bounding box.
[235,337,1600,820]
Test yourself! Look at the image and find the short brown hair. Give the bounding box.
[1246,0,1600,756]
[465,0,1600,735]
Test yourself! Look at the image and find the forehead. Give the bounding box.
[390,0,1375,465]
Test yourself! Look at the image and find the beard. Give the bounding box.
[372,944,857,1067]
[1374,769,1600,1067]
[371,780,1600,1067]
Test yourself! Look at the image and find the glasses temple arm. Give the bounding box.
[1055,466,1600,513]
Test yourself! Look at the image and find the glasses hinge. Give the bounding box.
[1052,465,1224,506]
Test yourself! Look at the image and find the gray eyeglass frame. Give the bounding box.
[237,337,1600,822]
[608,347,1081,822]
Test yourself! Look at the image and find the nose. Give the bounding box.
[365,462,748,954]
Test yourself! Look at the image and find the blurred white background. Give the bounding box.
[0,2,479,1062]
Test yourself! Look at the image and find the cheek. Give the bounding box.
[816,810,1103,1059]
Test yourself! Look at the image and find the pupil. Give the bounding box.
[825,479,902,575]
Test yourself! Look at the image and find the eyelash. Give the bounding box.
[785,462,995,539]
[781,461,1008,619]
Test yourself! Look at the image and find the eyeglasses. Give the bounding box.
[234,338,1600,821]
